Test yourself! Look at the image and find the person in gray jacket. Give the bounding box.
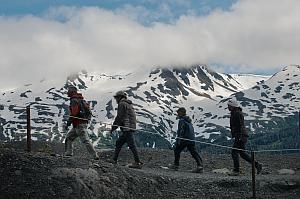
[110,91,142,169]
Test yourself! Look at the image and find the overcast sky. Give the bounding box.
[0,0,299,90]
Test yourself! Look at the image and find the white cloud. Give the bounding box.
[0,0,300,89]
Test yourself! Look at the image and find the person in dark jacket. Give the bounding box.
[169,107,203,173]
[228,99,262,175]
[110,91,142,169]
[64,86,99,160]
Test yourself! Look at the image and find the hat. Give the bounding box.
[227,99,239,108]
[67,85,77,92]
[114,91,127,98]
[176,107,186,114]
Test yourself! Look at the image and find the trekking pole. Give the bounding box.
[251,151,256,199]
[26,106,31,152]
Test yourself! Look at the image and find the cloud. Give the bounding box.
[0,0,300,89]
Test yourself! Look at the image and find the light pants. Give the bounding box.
[65,124,97,158]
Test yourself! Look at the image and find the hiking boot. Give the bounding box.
[128,162,143,169]
[191,166,204,173]
[168,164,179,171]
[64,153,73,157]
[107,159,118,165]
[228,169,240,176]
[256,163,263,175]
[94,155,100,160]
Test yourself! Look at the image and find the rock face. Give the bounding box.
[0,65,299,150]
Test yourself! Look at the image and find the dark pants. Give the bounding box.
[174,140,203,166]
[232,138,258,171]
[113,131,140,163]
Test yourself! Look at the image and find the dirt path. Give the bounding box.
[99,148,300,199]
[1,142,300,199]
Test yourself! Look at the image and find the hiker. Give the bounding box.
[228,98,262,175]
[110,91,142,169]
[64,85,99,160]
[169,107,203,173]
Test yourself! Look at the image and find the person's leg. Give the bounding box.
[231,139,240,172]
[126,131,140,163]
[113,132,127,162]
[239,138,262,174]
[238,140,252,164]
[65,127,77,156]
[187,143,203,167]
[78,124,98,158]
[174,140,187,166]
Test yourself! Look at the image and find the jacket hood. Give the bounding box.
[179,115,192,123]
[231,107,243,112]
[120,98,132,104]
[70,93,84,99]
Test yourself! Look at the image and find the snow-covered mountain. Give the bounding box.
[192,65,300,143]
[1,64,299,149]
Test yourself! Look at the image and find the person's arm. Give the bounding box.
[67,99,80,126]
[70,99,80,116]
[233,112,243,139]
[177,119,185,138]
[111,102,127,132]
[238,112,246,137]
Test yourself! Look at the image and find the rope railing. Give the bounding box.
[66,115,300,153]
[254,148,300,153]
[0,104,28,110]
[1,101,300,199]
[66,116,250,152]
[65,115,299,199]
[1,102,300,153]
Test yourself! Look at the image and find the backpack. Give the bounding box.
[79,99,93,120]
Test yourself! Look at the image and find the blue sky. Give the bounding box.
[0,0,299,88]
[1,0,238,23]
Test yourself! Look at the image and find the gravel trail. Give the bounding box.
[0,141,299,199]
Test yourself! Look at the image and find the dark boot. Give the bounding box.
[191,166,204,173]
[128,162,143,169]
[168,164,179,171]
[229,169,240,176]
[255,162,263,174]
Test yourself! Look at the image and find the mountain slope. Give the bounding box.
[3,64,298,150]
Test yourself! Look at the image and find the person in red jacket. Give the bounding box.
[64,86,99,160]
[228,98,262,175]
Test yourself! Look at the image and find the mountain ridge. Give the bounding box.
[1,65,299,150]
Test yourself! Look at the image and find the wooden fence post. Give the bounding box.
[26,106,31,152]
[251,151,256,199]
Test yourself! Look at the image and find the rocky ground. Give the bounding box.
[0,141,299,199]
